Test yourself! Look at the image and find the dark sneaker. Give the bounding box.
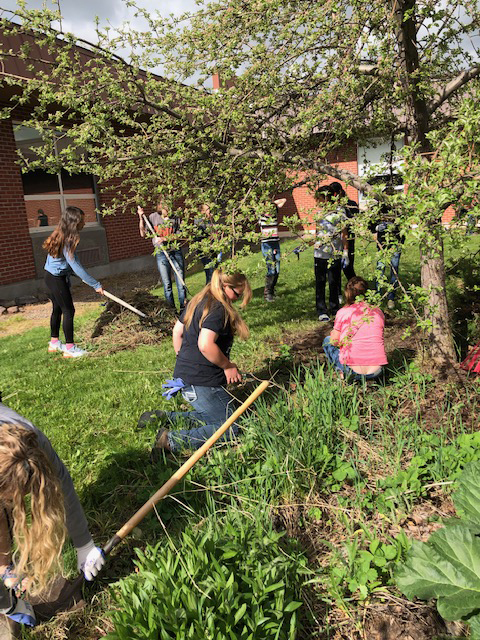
[136,410,168,431]
[150,428,171,462]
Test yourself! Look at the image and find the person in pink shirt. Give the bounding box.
[322,277,388,381]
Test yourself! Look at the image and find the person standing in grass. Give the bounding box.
[137,199,187,313]
[329,182,358,282]
[314,185,350,322]
[0,403,105,628]
[322,277,388,382]
[259,197,287,302]
[44,206,104,358]
[140,269,252,455]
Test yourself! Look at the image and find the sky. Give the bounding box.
[0,0,199,43]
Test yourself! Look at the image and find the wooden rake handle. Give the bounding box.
[103,379,269,554]
[103,290,147,318]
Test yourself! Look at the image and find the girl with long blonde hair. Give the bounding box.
[139,270,252,455]
[0,403,105,627]
[44,206,104,358]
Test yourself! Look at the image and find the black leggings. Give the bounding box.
[44,271,75,343]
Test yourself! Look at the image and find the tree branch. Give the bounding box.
[428,66,480,115]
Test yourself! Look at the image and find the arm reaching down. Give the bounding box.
[198,328,242,383]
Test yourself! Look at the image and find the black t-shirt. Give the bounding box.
[174,300,233,386]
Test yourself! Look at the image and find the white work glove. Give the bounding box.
[341,249,350,269]
[76,540,105,581]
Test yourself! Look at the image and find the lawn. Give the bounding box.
[0,233,479,639]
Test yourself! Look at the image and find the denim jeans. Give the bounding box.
[376,240,402,302]
[156,249,186,308]
[165,385,238,451]
[261,241,281,276]
[322,337,384,382]
[200,253,222,284]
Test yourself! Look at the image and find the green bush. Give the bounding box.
[107,514,308,640]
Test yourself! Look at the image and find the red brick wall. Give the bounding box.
[278,141,359,232]
[0,118,36,286]
[99,182,153,262]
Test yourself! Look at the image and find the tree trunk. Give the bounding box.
[420,232,457,370]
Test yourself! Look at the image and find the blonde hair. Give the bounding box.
[0,423,66,595]
[183,270,251,340]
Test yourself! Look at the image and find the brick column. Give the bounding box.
[0,118,36,285]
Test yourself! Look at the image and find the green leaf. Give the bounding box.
[264,581,284,593]
[234,603,247,625]
[468,613,480,640]
[283,601,302,613]
[383,545,398,560]
[453,462,480,528]
[396,525,480,620]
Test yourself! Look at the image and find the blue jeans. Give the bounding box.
[200,253,222,284]
[261,241,281,276]
[166,385,238,451]
[376,242,402,302]
[322,337,384,382]
[156,249,186,308]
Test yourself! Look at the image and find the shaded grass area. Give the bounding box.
[0,233,478,639]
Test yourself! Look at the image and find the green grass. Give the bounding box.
[0,232,479,639]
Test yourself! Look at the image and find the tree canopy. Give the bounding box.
[1,0,479,365]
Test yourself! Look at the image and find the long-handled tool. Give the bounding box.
[41,380,269,617]
[103,290,147,318]
[142,214,189,293]
[104,379,269,552]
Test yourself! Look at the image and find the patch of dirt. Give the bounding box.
[85,289,176,356]
[363,604,465,640]
[280,314,419,368]
[0,301,99,337]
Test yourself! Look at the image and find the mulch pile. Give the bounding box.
[87,289,176,355]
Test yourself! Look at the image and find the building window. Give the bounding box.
[13,125,99,229]
[357,137,404,205]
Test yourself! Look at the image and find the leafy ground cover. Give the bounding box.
[0,234,478,639]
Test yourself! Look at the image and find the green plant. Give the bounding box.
[396,461,480,637]
[322,530,411,603]
[107,513,308,640]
